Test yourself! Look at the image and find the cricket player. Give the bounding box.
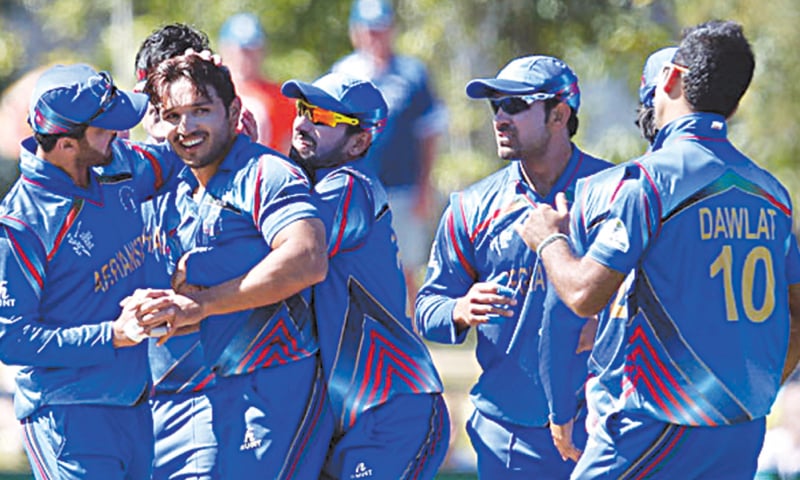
[516,20,800,478]
[134,24,220,480]
[136,54,332,478]
[0,64,181,479]
[415,55,611,478]
[636,46,677,146]
[281,72,450,479]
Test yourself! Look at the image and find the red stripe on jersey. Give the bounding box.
[628,326,716,425]
[633,162,663,236]
[131,144,165,191]
[3,225,44,291]
[192,372,216,392]
[447,200,476,279]
[48,199,82,261]
[253,158,264,226]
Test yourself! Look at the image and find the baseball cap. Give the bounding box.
[466,55,581,112]
[29,64,148,135]
[349,0,394,30]
[639,46,677,108]
[219,13,265,49]
[281,72,388,134]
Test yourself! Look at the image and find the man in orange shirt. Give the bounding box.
[218,13,295,152]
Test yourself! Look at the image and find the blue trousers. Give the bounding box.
[209,355,333,479]
[467,408,587,479]
[322,393,450,480]
[21,401,153,480]
[572,410,766,479]
[151,390,218,479]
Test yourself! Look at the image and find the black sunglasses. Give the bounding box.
[82,71,119,126]
[489,97,534,115]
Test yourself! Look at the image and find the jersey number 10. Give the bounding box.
[709,245,775,323]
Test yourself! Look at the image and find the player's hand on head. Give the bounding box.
[183,48,222,66]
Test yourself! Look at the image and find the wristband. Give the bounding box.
[536,233,570,258]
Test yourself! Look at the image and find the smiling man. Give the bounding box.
[415,55,611,478]
[138,54,332,478]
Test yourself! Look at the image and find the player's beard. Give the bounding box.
[292,131,350,171]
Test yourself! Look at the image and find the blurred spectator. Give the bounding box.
[218,13,295,152]
[332,0,446,314]
[0,67,48,196]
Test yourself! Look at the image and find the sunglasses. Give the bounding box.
[489,97,535,115]
[83,71,119,126]
[296,99,360,128]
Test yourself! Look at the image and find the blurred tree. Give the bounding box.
[0,0,798,223]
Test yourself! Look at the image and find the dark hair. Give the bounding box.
[544,98,579,137]
[33,124,88,153]
[134,24,210,79]
[145,55,237,114]
[635,104,657,145]
[672,20,754,118]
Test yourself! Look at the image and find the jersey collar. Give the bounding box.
[19,136,103,201]
[651,112,728,152]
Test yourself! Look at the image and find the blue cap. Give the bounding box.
[281,72,388,135]
[639,46,677,108]
[219,13,265,49]
[466,55,581,112]
[28,64,148,135]
[349,0,394,30]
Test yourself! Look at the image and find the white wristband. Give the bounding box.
[536,233,570,258]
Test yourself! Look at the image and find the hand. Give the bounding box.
[183,48,222,66]
[515,192,571,252]
[171,254,190,292]
[238,107,259,142]
[114,289,173,347]
[112,299,144,348]
[576,316,599,353]
[549,418,582,462]
[137,291,207,346]
[453,273,518,331]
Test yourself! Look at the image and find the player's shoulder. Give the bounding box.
[317,164,378,205]
[576,147,614,176]
[228,136,307,181]
[575,159,645,205]
[449,164,515,217]
[0,181,64,253]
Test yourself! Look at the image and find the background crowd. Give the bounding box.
[0,1,799,478]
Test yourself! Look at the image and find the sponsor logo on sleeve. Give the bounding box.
[596,218,630,252]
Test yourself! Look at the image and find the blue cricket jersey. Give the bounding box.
[149,135,319,377]
[142,192,216,396]
[0,137,180,419]
[311,159,443,434]
[573,113,800,426]
[416,146,611,427]
[332,53,445,188]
